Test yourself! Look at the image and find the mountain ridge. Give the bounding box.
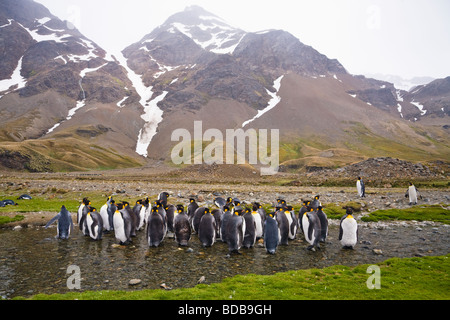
[0,1,448,173]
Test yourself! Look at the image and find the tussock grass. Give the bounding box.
[25,255,450,300]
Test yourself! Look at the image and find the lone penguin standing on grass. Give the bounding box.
[357,177,366,198]
[405,182,420,205]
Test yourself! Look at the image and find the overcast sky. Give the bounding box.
[34,0,450,80]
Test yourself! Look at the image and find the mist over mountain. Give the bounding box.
[0,1,448,172]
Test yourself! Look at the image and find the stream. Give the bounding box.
[0,221,448,299]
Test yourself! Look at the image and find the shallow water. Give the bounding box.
[0,222,448,299]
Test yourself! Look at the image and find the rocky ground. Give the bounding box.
[0,160,448,228]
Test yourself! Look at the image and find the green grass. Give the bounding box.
[362,205,450,224]
[322,201,365,219]
[24,255,450,300]
[0,215,24,225]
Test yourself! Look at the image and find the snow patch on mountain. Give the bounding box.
[46,63,107,134]
[136,91,168,157]
[242,75,284,128]
[411,100,427,116]
[0,56,27,99]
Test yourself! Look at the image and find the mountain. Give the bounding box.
[0,0,144,171]
[0,3,448,172]
[121,5,449,168]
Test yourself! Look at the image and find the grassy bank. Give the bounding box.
[362,205,450,224]
[24,255,449,300]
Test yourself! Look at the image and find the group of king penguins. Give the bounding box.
[45,191,359,254]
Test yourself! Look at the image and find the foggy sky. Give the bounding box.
[34,0,450,80]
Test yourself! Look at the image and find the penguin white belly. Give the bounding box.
[77,204,84,224]
[138,206,146,230]
[409,186,418,203]
[253,213,263,238]
[357,181,362,197]
[113,213,127,243]
[100,204,110,230]
[302,215,310,242]
[86,214,94,238]
[341,218,358,247]
[285,212,295,240]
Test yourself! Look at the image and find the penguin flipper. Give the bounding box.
[45,214,60,229]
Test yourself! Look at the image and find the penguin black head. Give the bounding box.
[116,203,124,210]
[286,205,293,211]
[409,182,413,186]
[226,197,233,204]
[223,204,230,212]
[204,208,210,214]
[314,195,320,200]
[245,207,252,214]
[89,207,97,212]
[346,208,353,215]
[317,206,323,211]
[82,197,90,205]
[189,198,196,203]
[234,206,243,215]
[176,204,184,213]
[358,177,361,181]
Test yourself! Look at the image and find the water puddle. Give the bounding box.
[0,222,448,299]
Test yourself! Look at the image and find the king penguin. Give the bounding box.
[316,206,328,243]
[45,205,73,240]
[311,195,321,210]
[220,204,232,243]
[106,199,117,232]
[339,208,358,249]
[198,208,216,247]
[302,208,322,251]
[298,200,310,235]
[264,212,280,254]
[192,207,207,234]
[99,196,113,232]
[187,198,199,222]
[275,205,290,245]
[77,197,90,235]
[113,203,133,245]
[405,182,419,205]
[357,177,366,198]
[86,207,103,241]
[226,205,246,254]
[242,207,257,248]
[147,206,166,247]
[174,205,191,246]
[251,203,264,239]
[286,205,298,240]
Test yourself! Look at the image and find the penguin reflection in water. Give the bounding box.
[45,205,73,240]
